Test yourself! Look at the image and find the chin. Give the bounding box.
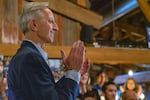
[49,39,54,43]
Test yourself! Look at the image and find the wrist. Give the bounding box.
[65,70,81,84]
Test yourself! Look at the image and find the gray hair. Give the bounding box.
[19,6,48,35]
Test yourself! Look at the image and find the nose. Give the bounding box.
[112,91,116,96]
[53,23,59,31]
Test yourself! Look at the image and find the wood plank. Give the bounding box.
[0,0,3,43]
[114,71,150,84]
[2,0,18,43]
[30,0,103,29]
[18,0,23,42]
[18,0,22,14]
[77,0,86,7]
[1,44,150,64]
[137,0,150,23]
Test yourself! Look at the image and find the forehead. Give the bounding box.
[106,84,117,90]
[41,8,54,18]
[84,97,95,100]
[127,79,135,83]
[43,8,53,14]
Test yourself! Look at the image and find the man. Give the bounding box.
[102,81,117,100]
[7,5,89,100]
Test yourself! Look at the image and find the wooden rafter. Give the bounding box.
[137,0,150,23]
[116,22,146,41]
[30,0,103,29]
[116,23,145,36]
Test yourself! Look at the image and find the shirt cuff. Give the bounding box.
[65,70,81,84]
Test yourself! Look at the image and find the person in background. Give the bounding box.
[102,81,117,100]
[92,70,107,99]
[119,77,142,99]
[0,77,7,100]
[120,90,138,100]
[7,5,90,100]
[0,60,7,100]
[77,61,100,100]
[50,67,60,82]
[81,90,99,100]
[77,72,100,100]
[78,73,90,96]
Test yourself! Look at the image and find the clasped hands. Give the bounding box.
[60,40,90,75]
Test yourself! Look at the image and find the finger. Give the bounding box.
[86,58,90,71]
[80,58,90,75]
[80,46,85,57]
[79,41,84,48]
[76,40,81,48]
[70,40,81,56]
[70,41,78,55]
[60,50,66,64]
[72,41,78,48]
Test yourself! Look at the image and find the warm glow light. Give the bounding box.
[93,42,100,48]
[128,70,133,76]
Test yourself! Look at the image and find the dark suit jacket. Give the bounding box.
[7,41,79,100]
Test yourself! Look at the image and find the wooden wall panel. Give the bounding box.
[52,13,61,45]
[18,0,23,43]
[62,17,79,46]
[2,0,18,44]
[57,15,63,45]
[0,0,3,43]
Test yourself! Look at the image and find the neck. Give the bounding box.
[79,84,87,95]
[25,32,45,49]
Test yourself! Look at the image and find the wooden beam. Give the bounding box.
[116,22,145,36]
[30,0,103,29]
[114,71,150,84]
[1,44,150,64]
[137,0,150,23]
[116,22,146,41]
[119,8,141,22]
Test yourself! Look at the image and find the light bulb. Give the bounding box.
[128,70,133,76]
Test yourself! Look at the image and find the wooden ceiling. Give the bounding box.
[90,0,147,48]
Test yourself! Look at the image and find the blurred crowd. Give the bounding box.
[0,56,145,100]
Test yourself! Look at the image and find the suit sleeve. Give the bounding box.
[20,53,79,100]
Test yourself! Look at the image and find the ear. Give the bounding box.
[29,19,38,32]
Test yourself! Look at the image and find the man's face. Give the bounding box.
[104,84,117,100]
[35,8,58,43]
